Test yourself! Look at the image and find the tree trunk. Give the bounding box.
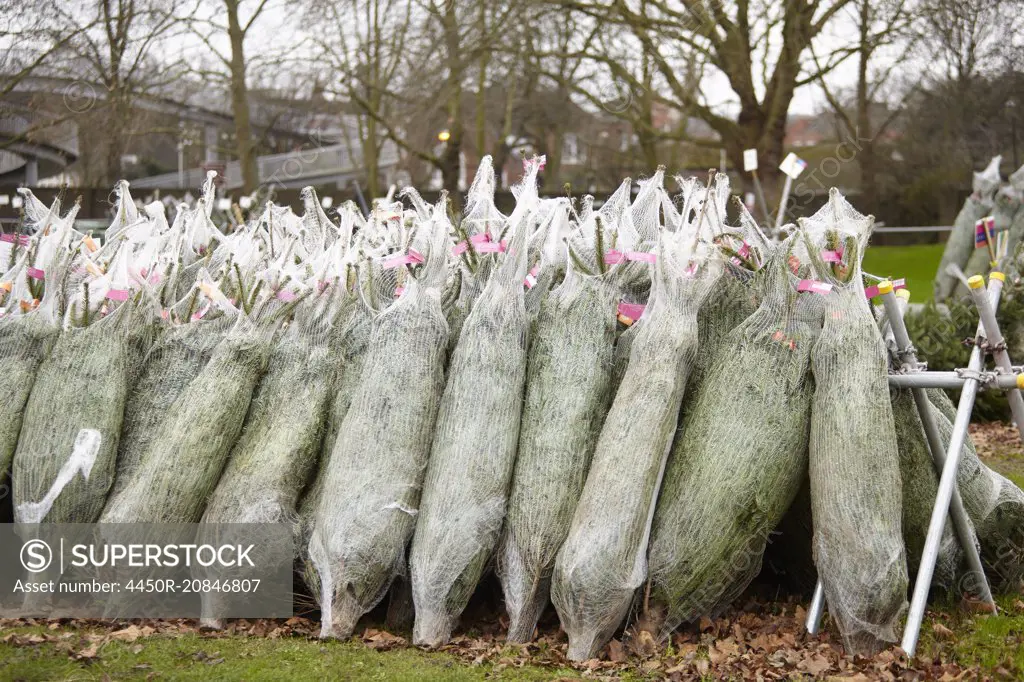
[226,0,257,193]
[365,114,380,198]
[440,1,463,209]
[440,128,462,202]
[854,0,877,213]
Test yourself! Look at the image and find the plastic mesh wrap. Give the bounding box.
[934,156,1001,300]
[647,241,823,641]
[496,186,634,644]
[112,310,235,497]
[200,294,336,625]
[13,295,135,525]
[550,230,718,661]
[306,203,450,640]
[0,296,60,480]
[889,389,964,589]
[924,390,1024,589]
[0,197,78,477]
[203,293,336,527]
[409,163,541,647]
[962,180,1022,287]
[802,191,908,655]
[101,297,287,523]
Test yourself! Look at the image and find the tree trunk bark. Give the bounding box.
[226,0,257,193]
[365,114,380,199]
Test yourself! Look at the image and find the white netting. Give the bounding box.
[306,198,451,640]
[646,238,823,642]
[496,177,646,645]
[408,160,542,647]
[925,390,1024,589]
[888,389,965,590]
[800,190,908,655]
[934,157,1001,300]
[551,222,719,661]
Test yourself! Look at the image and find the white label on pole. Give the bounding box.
[239,196,253,209]
[743,149,758,172]
[11,196,23,209]
[321,196,334,209]
[216,198,231,211]
[744,192,755,209]
[0,195,9,206]
[779,153,807,180]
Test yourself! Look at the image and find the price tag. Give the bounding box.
[779,153,807,180]
[743,149,758,172]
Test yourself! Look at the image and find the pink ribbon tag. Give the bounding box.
[524,265,540,288]
[394,286,405,297]
[627,251,657,263]
[474,237,507,254]
[797,279,832,295]
[454,233,494,255]
[0,234,30,246]
[864,278,906,299]
[160,309,169,320]
[276,289,297,302]
[192,304,210,321]
[105,288,129,302]
[821,250,843,263]
[524,155,547,171]
[604,249,624,264]
[468,235,505,253]
[382,248,425,269]
[737,242,750,259]
[684,262,699,277]
[26,267,45,280]
[617,302,646,320]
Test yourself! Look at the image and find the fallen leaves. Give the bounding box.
[360,628,406,651]
[0,602,1000,680]
[605,639,626,663]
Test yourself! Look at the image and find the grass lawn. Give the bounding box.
[0,626,588,682]
[862,242,945,302]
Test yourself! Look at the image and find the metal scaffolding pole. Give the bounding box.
[880,285,997,621]
[901,274,1004,656]
[969,272,1024,442]
[888,372,1024,390]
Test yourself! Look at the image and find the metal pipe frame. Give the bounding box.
[887,372,1024,390]
[901,275,1004,656]
[969,274,1024,442]
[881,287,997,616]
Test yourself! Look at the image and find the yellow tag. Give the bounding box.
[617,313,634,326]
[0,281,10,293]
[83,236,98,252]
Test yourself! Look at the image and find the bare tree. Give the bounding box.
[547,0,857,193]
[812,0,915,210]
[190,0,306,192]
[917,0,1022,86]
[1,0,189,185]
[312,0,522,200]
